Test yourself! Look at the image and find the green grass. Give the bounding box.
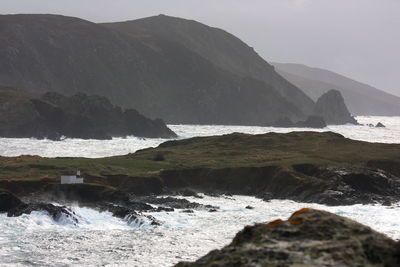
[1,131,399,182]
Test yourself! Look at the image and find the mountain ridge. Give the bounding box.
[273,62,400,116]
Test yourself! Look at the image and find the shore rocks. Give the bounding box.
[137,196,219,211]
[176,208,400,266]
[0,191,79,224]
[0,190,23,212]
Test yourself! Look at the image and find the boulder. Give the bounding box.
[0,190,23,212]
[376,122,386,128]
[176,208,400,266]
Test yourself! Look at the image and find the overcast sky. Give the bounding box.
[1,0,399,96]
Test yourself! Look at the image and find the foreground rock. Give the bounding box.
[0,87,176,139]
[176,208,400,266]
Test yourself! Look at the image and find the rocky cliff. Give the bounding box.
[0,86,176,139]
[314,89,358,125]
[176,208,400,266]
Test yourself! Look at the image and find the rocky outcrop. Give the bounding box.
[0,190,79,223]
[176,208,400,266]
[160,164,400,206]
[313,89,358,124]
[0,87,177,139]
[0,190,23,212]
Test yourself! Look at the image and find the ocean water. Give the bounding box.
[0,116,400,266]
[0,116,399,158]
[0,196,399,267]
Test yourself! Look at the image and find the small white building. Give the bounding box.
[61,170,84,184]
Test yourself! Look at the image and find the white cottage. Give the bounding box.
[61,170,84,184]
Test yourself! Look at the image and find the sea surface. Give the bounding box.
[0,116,400,266]
[0,116,399,158]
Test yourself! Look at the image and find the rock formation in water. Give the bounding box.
[175,208,400,266]
[0,86,176,139]
[313,89,358,125]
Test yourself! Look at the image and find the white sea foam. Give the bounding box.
[0,116,399,158]
[1,196,399,266]
[1,116,400,266]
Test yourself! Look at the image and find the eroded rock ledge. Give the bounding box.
[176,208,400,267]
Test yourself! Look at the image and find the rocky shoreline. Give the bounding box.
[1,131,400,248]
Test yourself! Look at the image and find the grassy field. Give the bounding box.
[1,131,399,182]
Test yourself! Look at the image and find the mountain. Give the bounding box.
[0,14,354,125]
[0,14,310,125]
[272,63,400,116]
[103,14,315,116]
[0,86,176,139]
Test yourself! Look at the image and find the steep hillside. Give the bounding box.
[0,14,306,125]
[0,86,176,139]
[103,14,315,115]
[273,63,400,116]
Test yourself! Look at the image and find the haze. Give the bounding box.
[1,0,399,96]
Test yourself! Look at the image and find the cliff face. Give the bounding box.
[0,87,176,139]
[0,14,305,125]
[176,208,400,266]
[314,89,358,125]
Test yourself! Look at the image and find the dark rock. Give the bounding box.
[156,206,174,212]
[376,122,385,128]
[180,189,201,198]
[295,115,327,128]
[208,209,218,212]
[180,209,194,213]
[245,205,254,209]
[175,208,400,266]
[313,89,358,125]
[7,203,79,224]
[138,196,218,210]
[0,190,23,212]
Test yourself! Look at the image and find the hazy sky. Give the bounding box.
[1,0,399,96]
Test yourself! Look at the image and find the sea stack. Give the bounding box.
[313,89,358,125]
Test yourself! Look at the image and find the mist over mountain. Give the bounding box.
[273,63,400,116]
[0,14,355,126]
